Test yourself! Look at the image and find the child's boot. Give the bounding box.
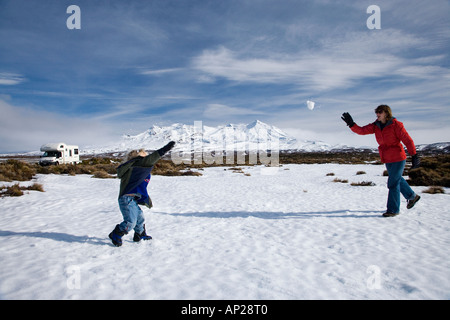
[109,224,126,247]
[133,224,152,242]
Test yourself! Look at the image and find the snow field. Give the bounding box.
[0,163,449,299]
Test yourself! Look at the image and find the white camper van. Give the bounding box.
[39,143,80,165]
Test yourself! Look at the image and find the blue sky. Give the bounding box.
[0,0,449,152]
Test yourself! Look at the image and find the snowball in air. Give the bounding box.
[306,100,315,110]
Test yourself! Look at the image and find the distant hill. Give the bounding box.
[84,120,345,154]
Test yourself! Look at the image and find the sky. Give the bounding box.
[0,0,449,153]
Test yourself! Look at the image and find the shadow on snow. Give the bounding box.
[0,230,106,245]
[167,210,383,219]
[0,211,383,245]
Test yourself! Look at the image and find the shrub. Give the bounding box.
[2,183,24,196]
[0,182,44,197]
[92,170,115,179]
[279,150,380,164]
[376,156,450,187]
[152,160,203,176]
[422,186,445,194]
[333,178,348,183]
[0,160,36,181]
[27,183,44,192]
[408,155,450,187]
[351,181,375,186]
[181,170,202,177]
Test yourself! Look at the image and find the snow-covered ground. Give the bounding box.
[0,163,449,300]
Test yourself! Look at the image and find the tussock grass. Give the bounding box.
[350,181,375,186]
[0,183,44,197]
[422,186,445,194]
[0,159,36,181]
[408,155,450,187]
[1,153,448,189]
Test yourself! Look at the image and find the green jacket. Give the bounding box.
[117,150,161,208]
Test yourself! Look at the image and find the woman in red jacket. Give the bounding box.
[342,105,421,217]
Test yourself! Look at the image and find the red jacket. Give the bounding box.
[351,118,416,163]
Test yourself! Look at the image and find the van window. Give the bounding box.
[70,150,72,157]
[43,151,59,157]
[74,149,79,155]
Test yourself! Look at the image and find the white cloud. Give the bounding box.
[191,45,399,92]
[0,99,119,153]
[140,68,183,75]
[203,103,264,120]
[191,29,447,93]
[0,73,25,85]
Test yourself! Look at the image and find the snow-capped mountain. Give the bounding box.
[85,120,333,154]
[416,142,450,154]
[83,120,449,156]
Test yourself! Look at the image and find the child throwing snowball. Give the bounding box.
[109,141,175,246]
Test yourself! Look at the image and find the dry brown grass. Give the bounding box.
[408,155,450,187]
[422,186,445,194]
[0,183,44,197]
[0,160,36,181]
[350,181,375,186]
[91,170,115,179]
[1,153,448,189]
[333,178,348,183]
[279,150,381,165]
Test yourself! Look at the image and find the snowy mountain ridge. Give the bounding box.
[86,120,335,154]
[83,120,450,155]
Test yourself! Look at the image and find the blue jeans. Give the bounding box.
[118,195,145,234]
[385,160,416,213]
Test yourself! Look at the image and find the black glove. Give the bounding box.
[341,112,355,128]
[411,154,420,169]
[158,141,175,157]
